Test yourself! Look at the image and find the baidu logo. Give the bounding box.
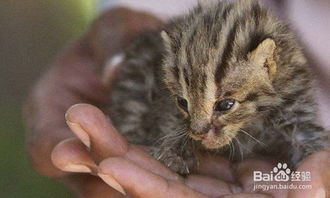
[273,162,291,182]
[253,163,312,191]
[254,163,291,182]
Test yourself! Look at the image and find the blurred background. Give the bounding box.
[0,0,97,197]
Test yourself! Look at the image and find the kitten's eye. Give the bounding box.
[177,96,188,112]
[214,99,236,112]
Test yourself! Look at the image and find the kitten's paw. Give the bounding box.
[150,147,197,175]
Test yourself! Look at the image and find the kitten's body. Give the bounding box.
[108,0,329,174]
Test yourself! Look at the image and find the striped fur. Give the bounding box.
[108,0,329,174]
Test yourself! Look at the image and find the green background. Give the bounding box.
[0,0,97,197]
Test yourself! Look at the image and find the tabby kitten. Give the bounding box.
[108,0,329,174]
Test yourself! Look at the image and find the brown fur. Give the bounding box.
[108,0,329,174]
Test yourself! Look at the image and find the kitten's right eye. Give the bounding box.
[177,96,188,112]
[214,98,236,113]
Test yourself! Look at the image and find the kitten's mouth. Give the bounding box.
[188,128,230,149]
[200,129,220,149]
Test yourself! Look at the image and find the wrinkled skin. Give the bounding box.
[24,8,329,198]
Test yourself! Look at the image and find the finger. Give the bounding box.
[88,7,163,66]
[51,138,127,198]
[99,157,207,198]
[197,155,236,182]
[24,38,105,177]
[24,7,162,179]
[63,174,125,198]
[235,159,288,198]
[65,103,129,161]
[288,149,330,198]
[185,175,242,197]
[125,144,183,182]
[66,103,182,182]
[51,138,97,173]
[26,128,74,177]
[102,53,123,89]
[50,38,107,105]
[235,159,274,191]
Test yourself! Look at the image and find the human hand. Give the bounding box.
[23,8,163,197]
[287,149,329,198]
[52,104,267,198]
[53,104,329,198]
[52,103,329,198]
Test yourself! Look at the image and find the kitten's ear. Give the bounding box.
[248,38,277,79]
[161,30,172,52]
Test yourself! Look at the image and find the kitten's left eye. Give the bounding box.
[214,99,236,112]
[177,96,188,112]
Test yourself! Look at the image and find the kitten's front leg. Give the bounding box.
[150,140,198,175]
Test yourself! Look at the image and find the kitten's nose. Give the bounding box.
[191,123,211,134]
[200,124,211,134]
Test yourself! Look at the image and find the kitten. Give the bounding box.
[107,0,329,174]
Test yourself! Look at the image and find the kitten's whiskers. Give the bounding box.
[239,129,266,147]
[233,137,244,161]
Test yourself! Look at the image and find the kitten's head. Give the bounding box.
[161,0,284,149]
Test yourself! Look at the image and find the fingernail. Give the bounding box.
[66,121,91,148]
[102,53,124,84]
[62,164,92,173]
[98,173,126,195]
[106,53,125,68]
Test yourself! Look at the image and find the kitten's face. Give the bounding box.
[162,28,281,149]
